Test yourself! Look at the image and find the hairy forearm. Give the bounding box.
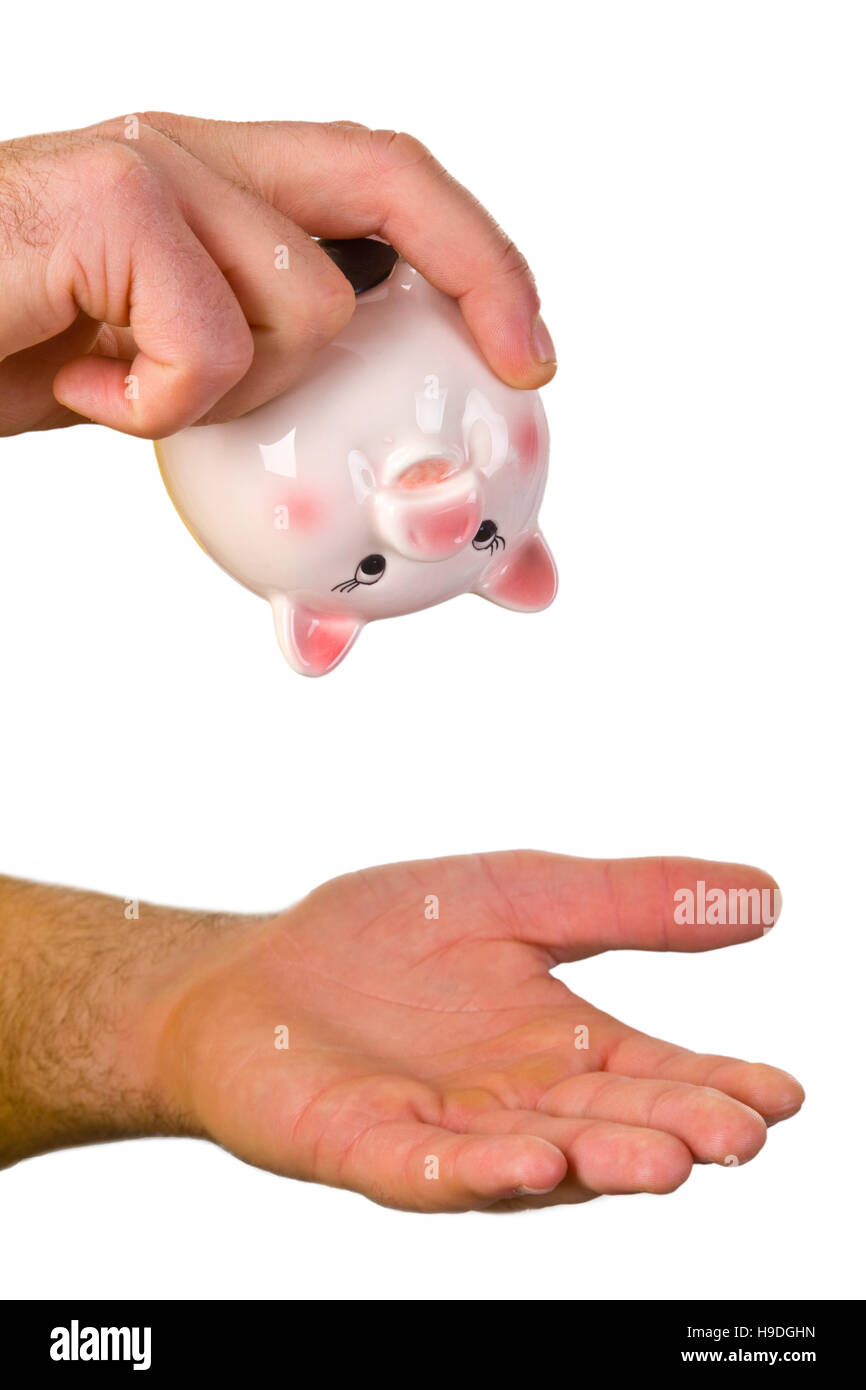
[0,875,244,1167]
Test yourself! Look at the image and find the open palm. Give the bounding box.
[162,851,803,1211]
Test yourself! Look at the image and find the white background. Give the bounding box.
[1,1,863,1301]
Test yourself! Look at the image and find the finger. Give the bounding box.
[537,1073,767,1166]
[50,144,255,436]
[605,1030,806,1125]
[88,121,355,422]
[131,114,557,389]
[333,1119,567,1213]
[461,850,782,960]
[202,1063,568,1214]
[0,311,103,435]
[455,1106,693,1199]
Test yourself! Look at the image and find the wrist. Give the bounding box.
[0,875,256,1165]
[135,907,267,1141]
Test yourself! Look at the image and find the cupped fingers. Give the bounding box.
[537,1073,767,1167]
[305,124,557,389]
[101,121,355,422]
[607,1033,806,1126]
[51,143,253,436]
[335,1119,568,1213]
[129,115,556,389]
[455,1107,693,1199]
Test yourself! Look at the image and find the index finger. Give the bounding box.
[133,113,558,389]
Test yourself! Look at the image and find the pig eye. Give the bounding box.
[356,554,386,583]
[332,553,386,594]
[472,520,506,554]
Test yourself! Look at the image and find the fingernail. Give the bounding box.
[514,1181,560,1197]
[531,314,556,366]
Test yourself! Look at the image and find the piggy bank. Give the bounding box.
[155,239,557,676]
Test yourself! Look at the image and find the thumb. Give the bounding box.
[471,850,781,960]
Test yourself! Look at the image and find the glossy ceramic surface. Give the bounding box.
[155,255,556,675]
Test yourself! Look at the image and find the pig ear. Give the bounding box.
[476,531,558,612]
[271,596,363,676]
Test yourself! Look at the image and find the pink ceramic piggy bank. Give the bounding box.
[155,240,557,676]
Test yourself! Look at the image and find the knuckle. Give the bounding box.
[493,233,534,288]
[315,262,357,332]
[201,322,256,382]
[70,138,156,204]
[89,111,151,141]
[294,260,356,340]
[92,110,191,141]
[137,111,203,154]
[323,118,371,136]
[138,109,181,129]
[366,127,439,178]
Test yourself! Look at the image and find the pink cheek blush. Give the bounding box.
[514,414,544,475]
[270,489,327,533]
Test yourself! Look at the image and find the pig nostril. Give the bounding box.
[396,457,458,490]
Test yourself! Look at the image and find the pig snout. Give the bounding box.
[375,459,483,562]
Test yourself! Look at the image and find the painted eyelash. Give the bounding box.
[332,553,387,593]
[475,533,506,554]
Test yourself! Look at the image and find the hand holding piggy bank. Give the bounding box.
[155,239,557,676]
